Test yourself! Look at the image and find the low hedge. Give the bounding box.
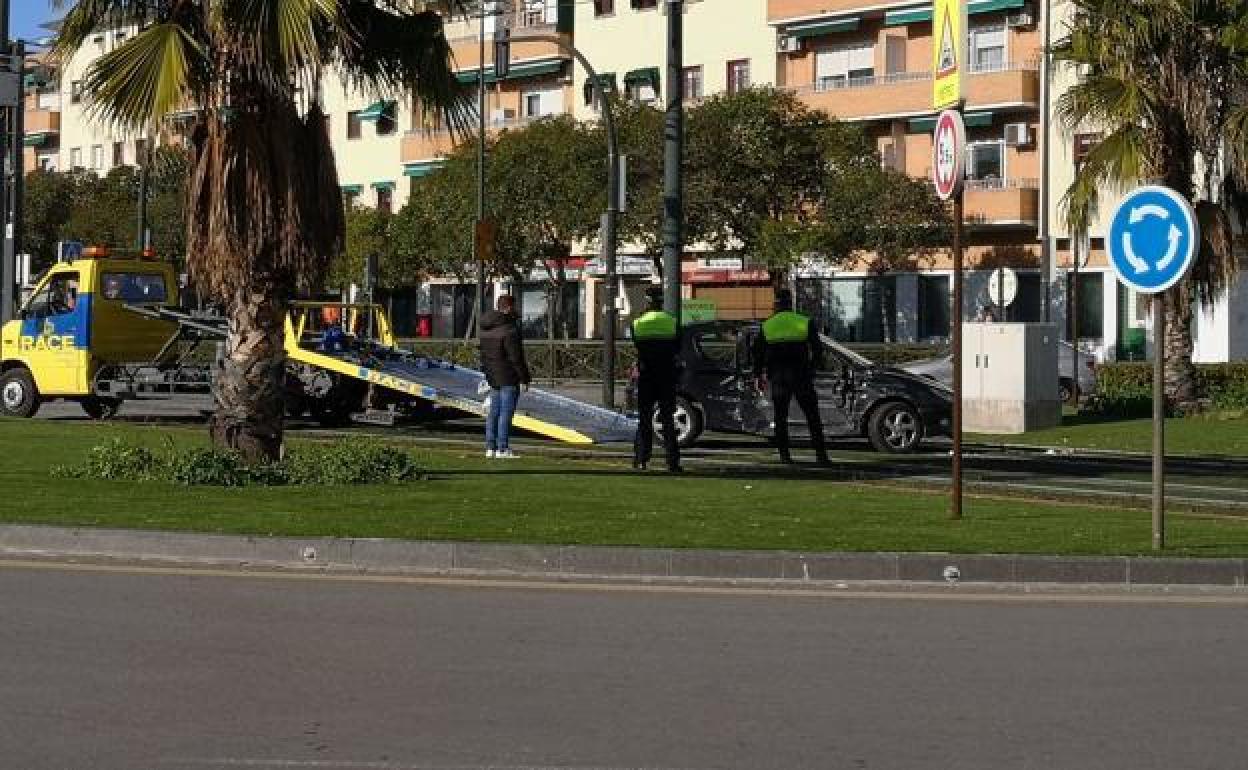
[1091,362,1248,416]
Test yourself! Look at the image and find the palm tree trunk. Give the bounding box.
[1163,283,1198,412]
[209,289,287,462]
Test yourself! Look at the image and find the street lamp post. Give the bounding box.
[662,0,683,323]
[475,1,489,338]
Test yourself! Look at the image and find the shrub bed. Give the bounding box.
[54,437,426,487]
[1091,362,1248,416]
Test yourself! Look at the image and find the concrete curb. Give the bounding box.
[1,524,1246,587]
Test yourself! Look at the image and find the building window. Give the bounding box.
[969,25,1006,72]
[114,30,128,46]
[347,111,362,140]
[630,0,657,8]
[70,80,84,104]
[39,156,55,172]
[726,59,751,94]
[376,103,397,136]
[682,66,703,101]
[797,276,897,343]
[625,79,656,103]
[90,145,103,170]
[967,140,1005,182]
[814,43,875,90]
[918,275,950,341]
[523,93,541,118]
[376,187,393,214]
[70,147,83,168]
[594,0,614,15]
[92,34,105,55]
[112,141,125,167]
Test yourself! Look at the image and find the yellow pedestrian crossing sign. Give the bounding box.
[932,0,966,109]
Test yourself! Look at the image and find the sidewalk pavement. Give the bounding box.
[1,524,1244,589]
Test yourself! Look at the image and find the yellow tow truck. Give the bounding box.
[0,247,189,419]
[2,248,635,444]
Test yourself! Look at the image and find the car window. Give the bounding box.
[818,334,873,368]
[692,327,739,369]
[24,273,80,319]
[101,272,169,303]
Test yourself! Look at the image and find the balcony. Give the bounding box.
[401,117,542,163]
[769,0,903,21]
[790,62,1039,121]
[964,178,1039,227]
[24,107,61,135]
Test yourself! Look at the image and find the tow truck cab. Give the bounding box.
[0,248,179,418]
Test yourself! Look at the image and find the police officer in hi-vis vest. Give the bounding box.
[753,289,831,466]
[630,287,683,472]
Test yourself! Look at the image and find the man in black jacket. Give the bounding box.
[479,295,531,459]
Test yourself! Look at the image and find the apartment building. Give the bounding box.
[770,0,1043,344]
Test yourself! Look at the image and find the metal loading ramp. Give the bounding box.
[288,340,638,446]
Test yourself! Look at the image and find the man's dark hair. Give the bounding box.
[496,295,515,313]
[774,288,793,311]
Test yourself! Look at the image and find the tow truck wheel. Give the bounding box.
[81,396,122,420]
[0,368,41,418]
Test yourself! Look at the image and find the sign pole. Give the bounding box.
[1104,184,1196,553]
[951,173,964,520]
[1153,294,1165,550]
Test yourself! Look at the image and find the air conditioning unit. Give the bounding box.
[1004,122,1032,147]
[1006,9,1034,27]
[776,35,802,54]
[490,108,517,125]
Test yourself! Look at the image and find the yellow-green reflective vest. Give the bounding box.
[632,311,678,340]
[762,311,811,343]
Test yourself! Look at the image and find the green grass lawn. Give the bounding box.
[970,413,1248,456]
[3,418,1248,557]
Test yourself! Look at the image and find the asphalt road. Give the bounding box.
[3,561,1247,770]
[32,394,1248,512]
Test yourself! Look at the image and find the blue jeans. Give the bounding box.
[485,385,520,451]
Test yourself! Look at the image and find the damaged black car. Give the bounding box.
[626,321,952,453]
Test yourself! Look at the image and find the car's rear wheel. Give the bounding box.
[653,395,703,448]
[0,368,41,418]
[867,401,923,453]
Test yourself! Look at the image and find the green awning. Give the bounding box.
[358,100,396,122]
[23,132,55,147]
[23,72,52,90]
[885,7,932,25]
[788,17,860,38]
[582,73,618,105]
[403,162,443,178]
[458,59,564,85]
[969,0,1025,13]
[371,180,396,191]
[885,0,1024,26]
[907,111,995,132]
[340,184,363,195]
[623,67,660,93]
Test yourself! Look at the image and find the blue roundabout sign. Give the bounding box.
[1106,185,1199,295]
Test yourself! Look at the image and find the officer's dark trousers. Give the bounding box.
[634,377,681,468]
[769,372,827,459]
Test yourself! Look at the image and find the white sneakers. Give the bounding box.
[485,449,496,459]
[485,449,518,459]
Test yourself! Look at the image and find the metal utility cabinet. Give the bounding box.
[961,322,1061,433]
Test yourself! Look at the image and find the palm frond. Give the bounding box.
[1060,126,1147,236]
[82,21,209,131]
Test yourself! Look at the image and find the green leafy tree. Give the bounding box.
[62,166,141,249]
[55,0,470,459]
[21,170,77,271]
[330,203,395,292]
[1054,0,1248,407]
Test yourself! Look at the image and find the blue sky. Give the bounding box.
[12,2,58,43]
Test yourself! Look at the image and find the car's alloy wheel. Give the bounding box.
[652,396,702,448]
[868,402,922,453]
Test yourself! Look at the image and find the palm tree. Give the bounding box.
[1053,0,1248,408]
[54,0,471,460]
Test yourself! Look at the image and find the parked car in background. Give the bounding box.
[625,321,952,453]
[900,341,1097,404]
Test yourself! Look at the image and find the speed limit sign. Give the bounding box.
[931,109,966,201]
